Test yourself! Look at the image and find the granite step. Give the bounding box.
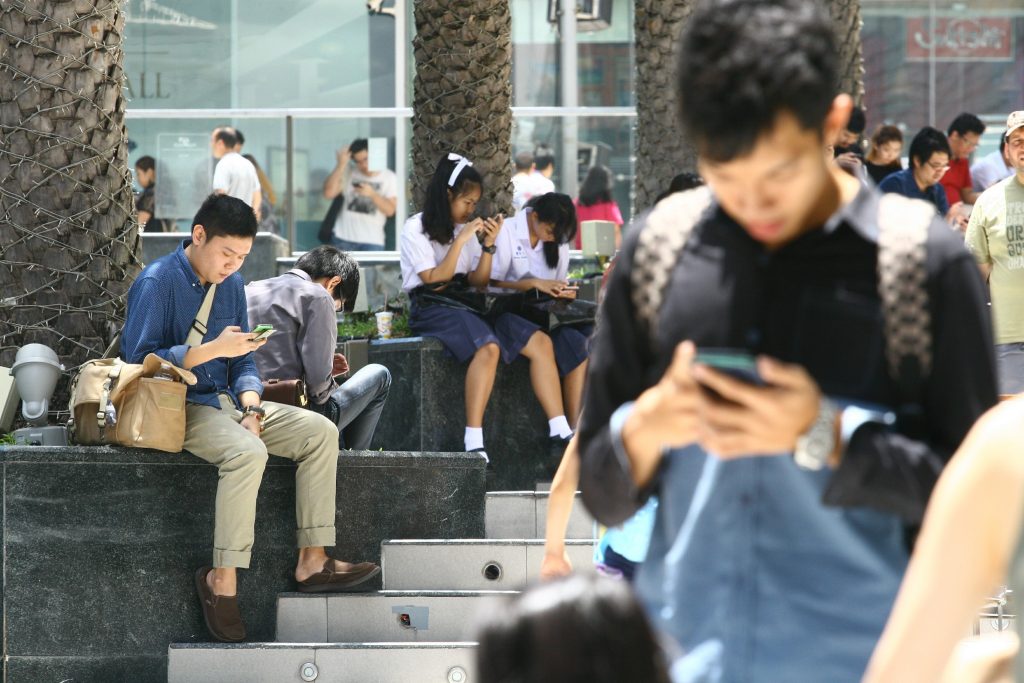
[484,490,596,540]
[381,539,595,590]
[276,590,515,643]
[168,642,475,683]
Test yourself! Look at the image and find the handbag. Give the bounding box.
[67,284,216,452]
[513,291,598,332]
[318,195,344,244]
[261,378,308,407]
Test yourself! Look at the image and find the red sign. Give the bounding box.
[906,17,1014,62]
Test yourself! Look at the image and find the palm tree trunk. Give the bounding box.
[0,0,140,408]
[633,0,866,210]
[827,0,866,107]
[633,1,698,210]
[411,0,513,216]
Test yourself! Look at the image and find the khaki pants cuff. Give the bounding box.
[213,549,252,569]
[297,526,336,549]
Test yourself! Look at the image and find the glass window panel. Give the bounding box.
[124,1,397,109]
[861,1,1024,157]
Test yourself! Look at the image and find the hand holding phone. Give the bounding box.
[250,324,275,342]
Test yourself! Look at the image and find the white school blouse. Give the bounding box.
[399,213,482,291]
[489,209,569,284]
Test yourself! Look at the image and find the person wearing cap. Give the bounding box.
[965,112,1024,395]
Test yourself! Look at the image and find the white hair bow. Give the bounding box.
[447,153,474,187]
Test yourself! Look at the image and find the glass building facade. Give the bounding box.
[123,0,1024,250]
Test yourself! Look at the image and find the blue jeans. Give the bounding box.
[331,364,391,449]
[332,237,385,252]
[996,342,1024,395]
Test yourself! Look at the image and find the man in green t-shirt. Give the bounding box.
[966,111,1024,394]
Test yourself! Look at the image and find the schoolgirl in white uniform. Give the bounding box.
[399,155,574,466]
[489,193,591,427]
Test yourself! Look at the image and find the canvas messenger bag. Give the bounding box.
[67,284,218,452]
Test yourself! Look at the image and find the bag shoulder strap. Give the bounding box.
[185,283,218,348]
[875,193,934,401]
[631,186,714,347]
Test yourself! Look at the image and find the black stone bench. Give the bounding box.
[0,445,484,682]
[365,337,563,490]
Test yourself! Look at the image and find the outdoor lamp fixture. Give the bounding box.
[10,343,69,446]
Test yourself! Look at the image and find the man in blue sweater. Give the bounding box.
[121,194,379,643]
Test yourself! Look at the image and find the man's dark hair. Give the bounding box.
[1000,133,1007,154]
[846,106,866,135]
[475,574,672,683]
[908,127,952,168]
[135,155,156,172]
[655,172,705,203]
[676,0,839,162]
[870,124,903,148]
[192,194,258,240]
[525,192,577,268]
[947,113,986,138]
[213,127,238,149]
[349,138,369,155]
[515,151,534,172]
[421,153,484,245]
[578,165,614,207]
[234,129,245,147]
[295,245,360,309]
[533,147,555,172]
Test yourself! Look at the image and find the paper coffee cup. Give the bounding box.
[375,311,394,339]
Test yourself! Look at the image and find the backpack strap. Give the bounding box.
[185,283,218,348]
[631,186,713,348]
[875,193,935,404]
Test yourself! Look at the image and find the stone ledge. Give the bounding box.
[0,445,485,683]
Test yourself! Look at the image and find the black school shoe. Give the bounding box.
[545,435,574,479]
[470,447,497,490]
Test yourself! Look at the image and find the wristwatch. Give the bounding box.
[481,243,497,254]
[241,405,266,422]
[793,398,838,471]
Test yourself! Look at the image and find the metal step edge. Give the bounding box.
[381,539,593,546]
[170,641,478,651]
[485,491,580,498]
[278,590,519,599]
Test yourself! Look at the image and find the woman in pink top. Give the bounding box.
[574,165,623,249]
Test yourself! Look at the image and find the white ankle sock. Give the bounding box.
[548,416,573,438]
[464,427,484,452]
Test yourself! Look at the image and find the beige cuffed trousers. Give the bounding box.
[183,394,339,568]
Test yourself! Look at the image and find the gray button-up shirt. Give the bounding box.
[245,269,338,404]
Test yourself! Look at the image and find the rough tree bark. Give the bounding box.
[0,0,140,409]
[633,0,866,210]
[411,0,513,216]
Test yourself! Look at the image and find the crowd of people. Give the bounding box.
[114,0,1024,678]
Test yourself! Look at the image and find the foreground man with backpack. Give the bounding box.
[576,1,998,680]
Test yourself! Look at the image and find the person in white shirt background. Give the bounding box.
[323,138,398,251]
[972,131,1015,194]
[211,126,261,219]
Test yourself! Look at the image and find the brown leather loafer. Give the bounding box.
[194,566,246,642]
[297,560,381,593]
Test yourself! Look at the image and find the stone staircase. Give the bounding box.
[168,491,597,682]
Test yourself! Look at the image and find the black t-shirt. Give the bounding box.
[135,186,174,232]
[865,160,902,186]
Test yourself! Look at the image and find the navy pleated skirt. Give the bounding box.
[549,323,593,377]
[410,304,592,376]
[410,304,535,364]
